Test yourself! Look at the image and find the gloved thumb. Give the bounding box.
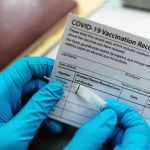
[64,109,117,150]
[1,82,63,150]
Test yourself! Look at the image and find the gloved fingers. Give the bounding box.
[106,100,150,149]
[22,78,47,96]
[106,126,124,147]
[64,109,117,150]
[44,118,64,134]
[8,82,63,144]
[1,57,54,89]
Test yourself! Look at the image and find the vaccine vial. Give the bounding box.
[75,84,107,111]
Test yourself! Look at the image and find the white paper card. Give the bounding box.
[49,14,150,127]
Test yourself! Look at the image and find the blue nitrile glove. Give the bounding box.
[0,57,63,150]
[65,100,150,150]
[107,100,150,150]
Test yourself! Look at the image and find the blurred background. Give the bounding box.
[0,0,150,149]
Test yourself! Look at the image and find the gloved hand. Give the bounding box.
[65,100,150,150]
[0,57,63,150]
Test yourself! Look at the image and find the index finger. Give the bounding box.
[1,57,54,88]
[107,100,150,149]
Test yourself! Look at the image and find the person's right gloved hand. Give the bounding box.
[65,100,150,150]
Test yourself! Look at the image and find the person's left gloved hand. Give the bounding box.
[0,57,63,150]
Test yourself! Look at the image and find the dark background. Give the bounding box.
[28,123,77,150]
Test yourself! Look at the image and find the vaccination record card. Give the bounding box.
[48,14,150,127]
